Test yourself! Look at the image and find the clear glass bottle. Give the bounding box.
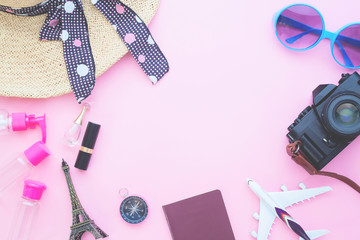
[63,103,90,147]
[63,122,82,147]
[0,141,50,193]
[8,180,47,240]
[0,109,47,142]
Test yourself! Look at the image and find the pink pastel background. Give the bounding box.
[1,0,360,239]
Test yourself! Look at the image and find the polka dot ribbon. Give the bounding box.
[0,0,169,103]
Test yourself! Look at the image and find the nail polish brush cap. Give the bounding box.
[75,122,101,170]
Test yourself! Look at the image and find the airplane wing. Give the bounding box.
[268,186,332,209]
[257,200,276,240]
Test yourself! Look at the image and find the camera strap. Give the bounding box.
[286,140,360,194]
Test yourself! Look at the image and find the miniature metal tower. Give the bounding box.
[62,159,108,240]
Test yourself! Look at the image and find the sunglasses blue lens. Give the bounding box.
[333,24,360,68]
[276,5,323,50]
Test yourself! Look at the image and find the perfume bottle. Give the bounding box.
[63,103,90,147]
[0,109,46,142]
[8,180,47,240]
[0,141,50,193]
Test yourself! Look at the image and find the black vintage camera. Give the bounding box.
[287,72,360,170]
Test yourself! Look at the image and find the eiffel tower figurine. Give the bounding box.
[62,159,108,240]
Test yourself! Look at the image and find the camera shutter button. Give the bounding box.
[339,73,350,84]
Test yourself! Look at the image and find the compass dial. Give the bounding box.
[120,196,148,224]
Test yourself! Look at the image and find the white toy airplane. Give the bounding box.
[247,179,332,240]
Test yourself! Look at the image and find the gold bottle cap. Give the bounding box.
[73,105,88,125]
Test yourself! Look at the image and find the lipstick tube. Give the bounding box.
[74,122,101,170]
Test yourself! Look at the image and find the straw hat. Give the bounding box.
[0,0,161,99]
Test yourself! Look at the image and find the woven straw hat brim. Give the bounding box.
[0,0,160,99]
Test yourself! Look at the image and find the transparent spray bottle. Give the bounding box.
[0,109,46,142]
[0,141,50,193]
[8,180,47,240]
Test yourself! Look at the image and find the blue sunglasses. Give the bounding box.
[274,4,360,69]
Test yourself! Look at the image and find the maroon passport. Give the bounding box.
[162,190,235,240]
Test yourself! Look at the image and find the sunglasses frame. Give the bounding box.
[274,3,360,69]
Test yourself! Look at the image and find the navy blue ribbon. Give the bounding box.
[0,0,169,102]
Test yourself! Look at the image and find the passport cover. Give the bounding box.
[162,190,235,240]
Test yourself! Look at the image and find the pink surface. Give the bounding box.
[0,0,360,239]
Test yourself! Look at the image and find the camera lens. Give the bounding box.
[323,92,360,138]
[335,103,359,126]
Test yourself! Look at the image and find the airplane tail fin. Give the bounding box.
[299,230,329,240]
